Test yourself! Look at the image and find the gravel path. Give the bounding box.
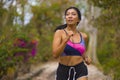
[31,62,107,80]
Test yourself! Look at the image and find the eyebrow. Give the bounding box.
[66,12,77,14]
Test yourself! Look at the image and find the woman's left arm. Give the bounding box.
[81,32,92,65]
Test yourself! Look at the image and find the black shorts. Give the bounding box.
[56,62,88,80]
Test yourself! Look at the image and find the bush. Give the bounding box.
[0,33,37,79]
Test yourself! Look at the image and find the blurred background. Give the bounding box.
[0,0,120,80]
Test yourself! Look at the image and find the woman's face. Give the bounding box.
[65,9,79,25]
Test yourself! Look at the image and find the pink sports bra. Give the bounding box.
[61,30,86,56]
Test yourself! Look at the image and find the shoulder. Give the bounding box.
[54,29,65,36]
[80,32,88,39]
[55,29,64,34]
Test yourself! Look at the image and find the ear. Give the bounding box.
[77,18,80,22]
[77,20,80,23]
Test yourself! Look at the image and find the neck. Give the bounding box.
[66,24,77,32]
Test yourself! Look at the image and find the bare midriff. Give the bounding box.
[59,56,84,66]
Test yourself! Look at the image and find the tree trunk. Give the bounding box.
[78,3,100,65]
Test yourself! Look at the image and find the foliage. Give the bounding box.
[0,0,76,78]
[30,0,76,62]
[88,0,120,79]
[0,25,37,78]
[30,0,75,34]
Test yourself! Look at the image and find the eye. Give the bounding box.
[66,13,69,16]
[72,13,77,15]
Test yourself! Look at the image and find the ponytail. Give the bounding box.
[54,24,67,32]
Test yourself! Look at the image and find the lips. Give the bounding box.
[68,20,73,22]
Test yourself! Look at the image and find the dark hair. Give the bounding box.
[54,7,81,32]
[65,7,81,20]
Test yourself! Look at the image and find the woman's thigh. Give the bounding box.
[77,76,88,80]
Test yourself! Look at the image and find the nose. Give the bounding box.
[68,14,72,18]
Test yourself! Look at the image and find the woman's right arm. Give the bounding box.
[52,30,74,58]
[52,30,67,58]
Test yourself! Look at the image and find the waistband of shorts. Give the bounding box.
[59,61,84,68]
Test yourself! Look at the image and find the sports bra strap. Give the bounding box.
[63,29,68,35]
[78,31,83,41]
[63,29,82,40]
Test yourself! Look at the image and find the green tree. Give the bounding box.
[0,0,35,79]
[0,0,76,79]
[88,0,120,79]
[29,0,75,61]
